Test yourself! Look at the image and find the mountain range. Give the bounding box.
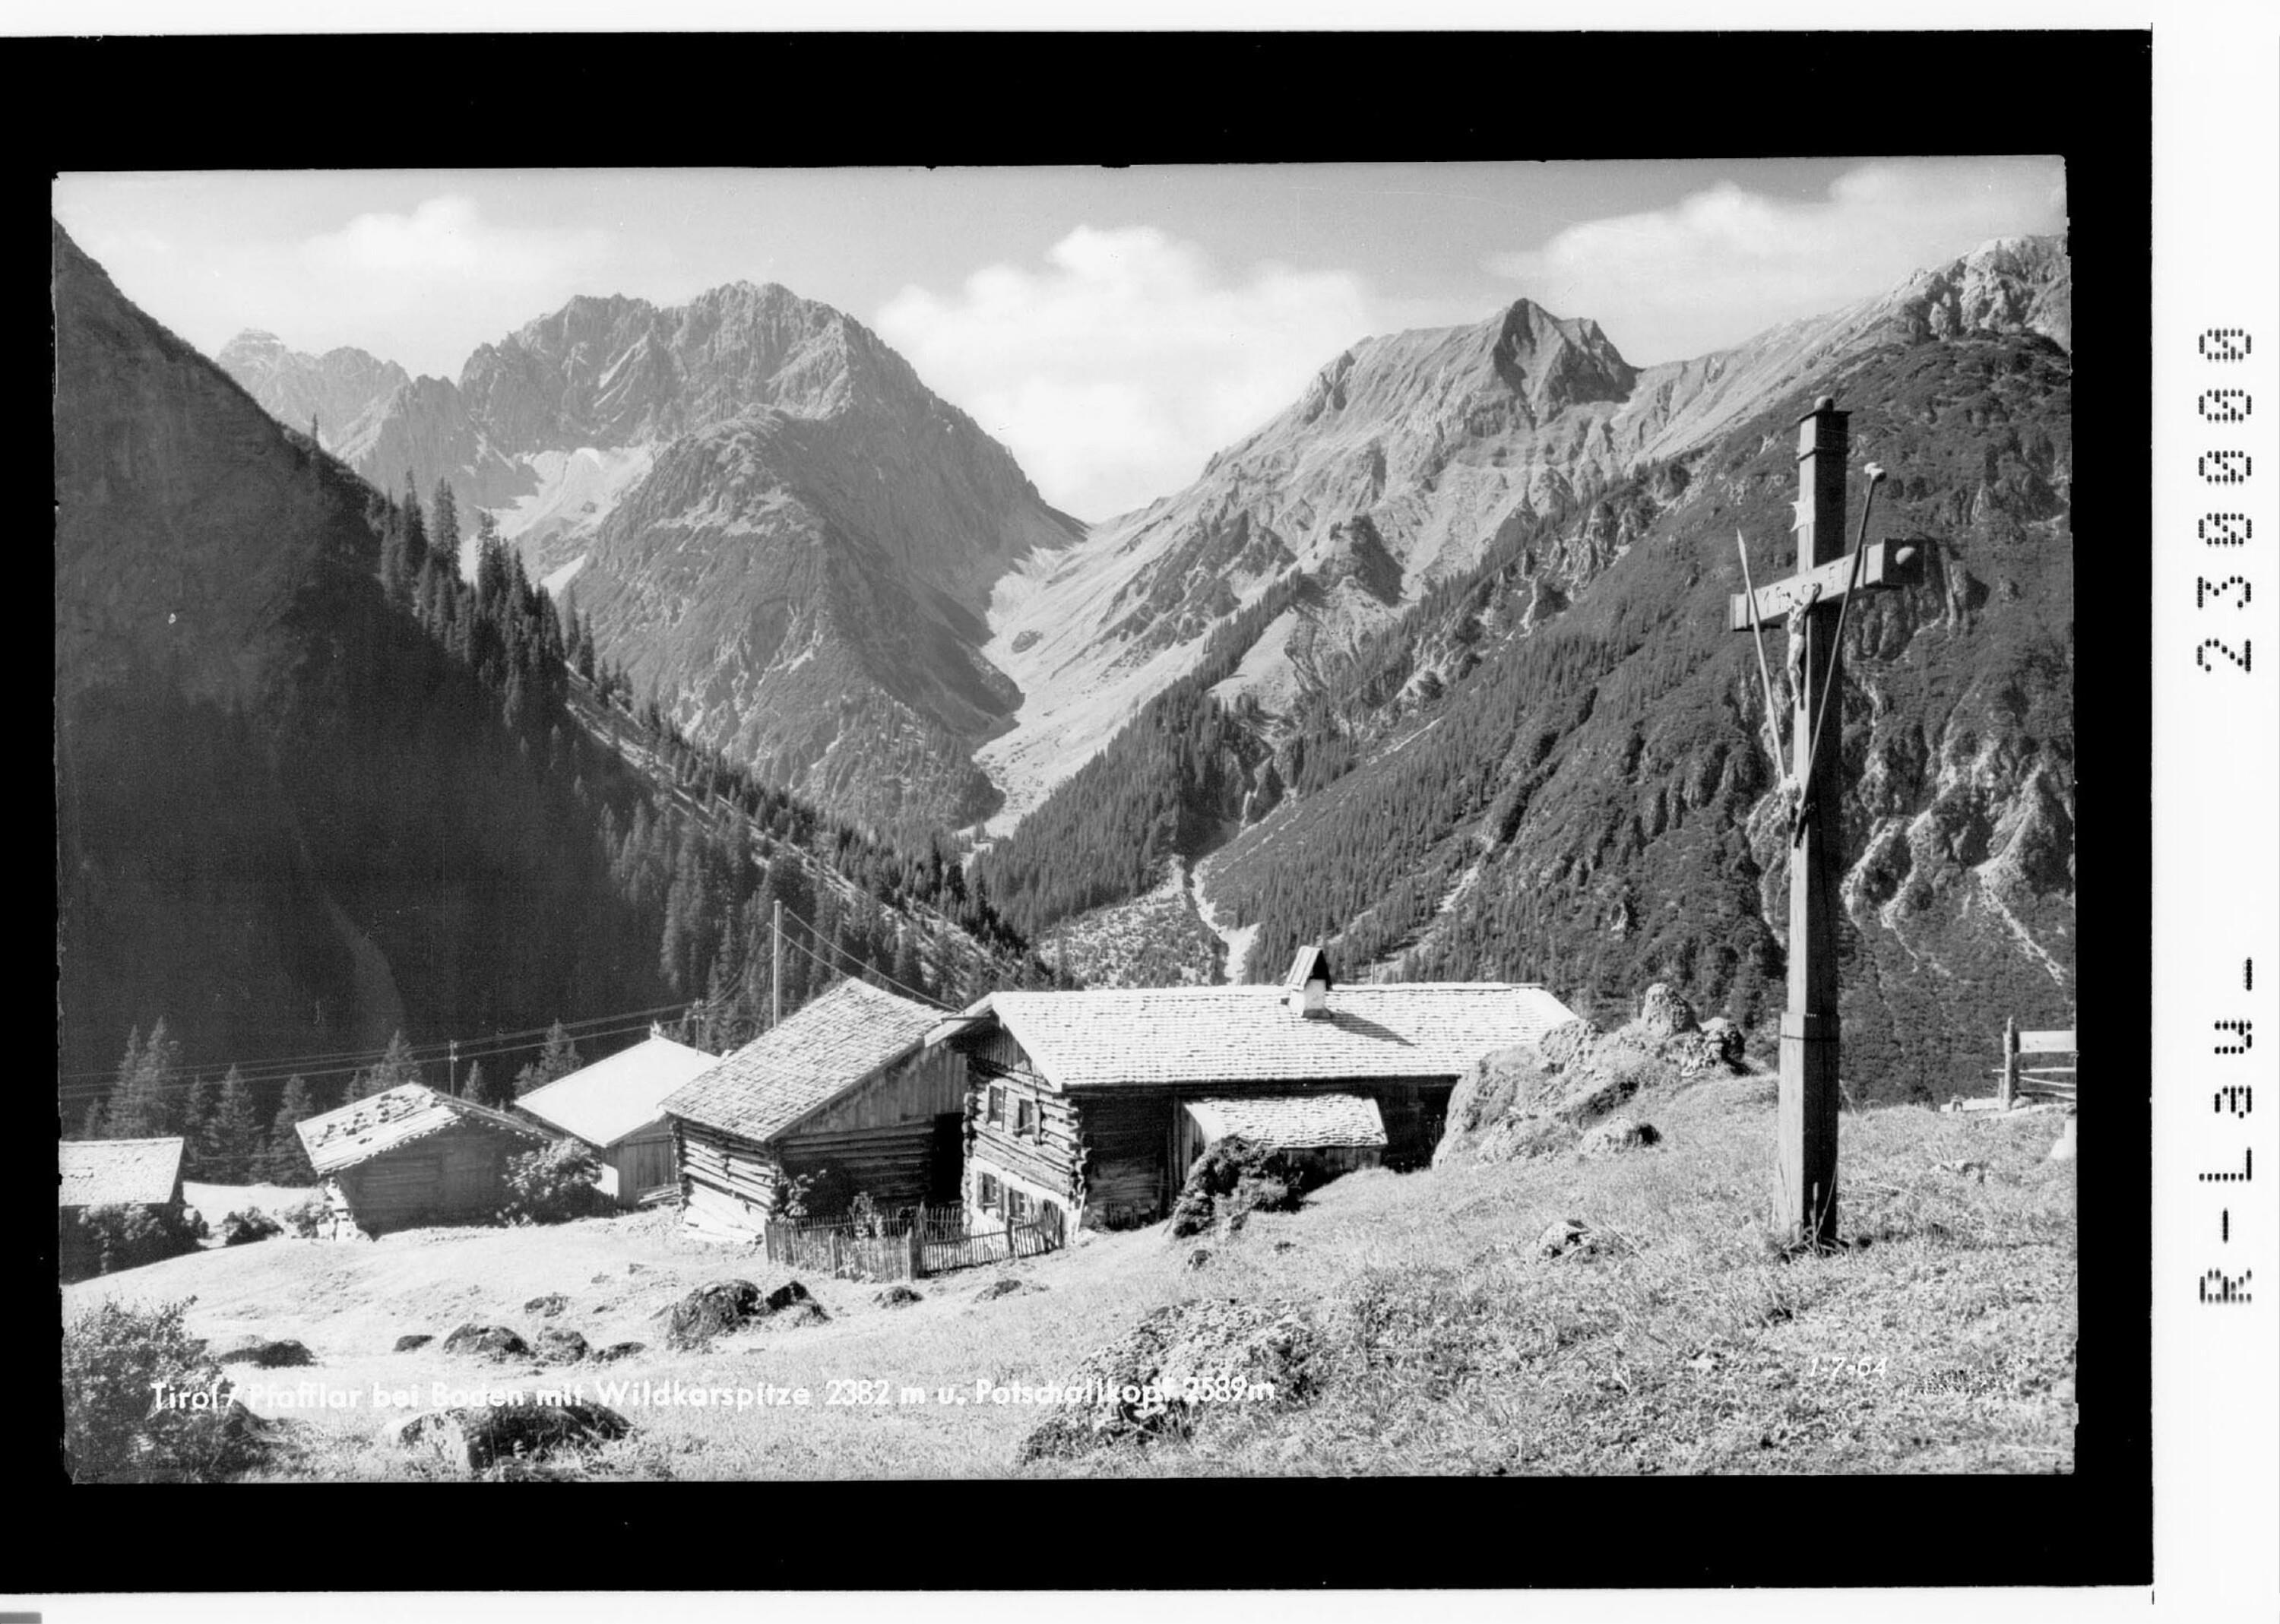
[198,232,2075,1100]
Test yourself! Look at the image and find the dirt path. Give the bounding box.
[1186,851,1258,986]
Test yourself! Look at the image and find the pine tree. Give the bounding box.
[76,1097,107,1140]
[533,1021,582,1087]
[402,470,429,579]
[429,479,461,581]
[179,1067,220,1173]
[261,1076,318,1184]
[892,929,929,1002]
[107,1018,182,1138]
[202,1066,263,1184]
[354,1031,424,1099]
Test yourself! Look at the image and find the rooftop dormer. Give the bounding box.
[1282,943,1335,1019]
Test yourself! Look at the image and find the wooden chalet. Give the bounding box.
[297,1084,552,1236]
[931,947,1580,1230]
[59,1137,187,1277]
[660,980,966,1243]
[515,1028,717,1207]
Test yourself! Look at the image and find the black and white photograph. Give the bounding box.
[53,144,2092,1490]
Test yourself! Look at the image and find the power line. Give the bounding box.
[57,997,708,1087]
[63,888,961,1106]
[56,1006,711,1104]
[771,899,954,1011]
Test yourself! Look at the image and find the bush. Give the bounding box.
[500,1141,608,1224]
[71,1201,206,1278]
[220,1208,284,1246]
[1169,1135,1306,1238]
[774,1164,857,1222]
[62,1298,270,1482]
[275,1195,329,1238]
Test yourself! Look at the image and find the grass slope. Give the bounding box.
[68,1076,2075,1479]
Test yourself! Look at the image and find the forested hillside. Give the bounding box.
[980,324,2073,1102]
[57,223,1038,1147]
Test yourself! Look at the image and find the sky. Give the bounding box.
[54,160,2066,521]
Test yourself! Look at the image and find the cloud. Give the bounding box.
[289,196,628,369]
[1487,158,2067,363]
[877,226,1390,522]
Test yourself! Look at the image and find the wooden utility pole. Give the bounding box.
[1728,396,1922,1248]
[771,898,784,1029]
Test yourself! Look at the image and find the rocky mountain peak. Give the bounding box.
[1864,232,2071,353]
[1488,297,1638,413]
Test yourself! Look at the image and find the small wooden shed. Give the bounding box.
[296,1085,551,1236]
[662,980,965,1243]
[515,1030,717,1206]
[1173,1093,1389,1180]
[59,1137,187,1278]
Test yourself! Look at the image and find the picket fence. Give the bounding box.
[760,1202,1062,1282]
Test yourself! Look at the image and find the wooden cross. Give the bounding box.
[1728,396,1924,1248]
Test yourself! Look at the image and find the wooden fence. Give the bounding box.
[1998,1020,2079,1108]
[761,1203,1062,1281]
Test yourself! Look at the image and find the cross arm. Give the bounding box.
[1727,539,1927,632]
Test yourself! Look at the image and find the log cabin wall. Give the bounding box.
[330,1122,529,1235]
[676,1116,782,1240]
[961,1032,1083,1224]
[777,1045,968,1211]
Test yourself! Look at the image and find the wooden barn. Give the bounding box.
[515,1027,717,1207]
[930,947,1580,1231]
[59,1136,188,1278]
[296,1085,552,1236]
[661,980,966,1243]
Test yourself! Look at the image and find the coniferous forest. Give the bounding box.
[55,223,1037,1151]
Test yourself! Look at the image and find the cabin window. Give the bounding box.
[986,1086,1005,1129]
[1015,1097,1037,1138]
[1006,1187,1030,1220]
[977,1171,1000,1211]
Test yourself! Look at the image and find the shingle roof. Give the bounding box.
[58,1138,185,1208]
[1185,1094,1387,1151]
[516,1034,717,1148]
[296,1085,550,1176]
[958,983,1579,1090]
[662,980,942,1143]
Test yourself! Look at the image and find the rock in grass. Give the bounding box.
[1636,983,1698,1039]
[384,1394,632,1474]
[594,1341,647,1363]
[1018,1298,1316,1461]
[1185,1248,1213,1271]
[974,1277,1044,1303]
[534,1328,590,1363]
[392,1334,434,1353]
[1536,1218,1594,1260]
[663,1279,822,1347]
[441,1323,530,1360]
[524,1293,570,1317]
[875,1285,923,1309]
[214,1336,315,1368]
[1577,1116,1661,1157]
[664,1280,762,1350]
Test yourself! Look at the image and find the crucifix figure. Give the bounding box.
[1728,396,1923,1248]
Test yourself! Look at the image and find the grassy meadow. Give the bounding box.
[63,1072,2076,1479]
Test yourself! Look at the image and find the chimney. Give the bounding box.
[1282,943,1335,1019]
